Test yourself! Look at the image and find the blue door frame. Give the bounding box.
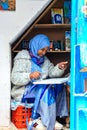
[71,0,87,129]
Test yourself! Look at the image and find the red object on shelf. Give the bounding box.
[11,106,32,129]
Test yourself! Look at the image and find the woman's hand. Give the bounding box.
[30,71,41,80]
[58,61,68,70]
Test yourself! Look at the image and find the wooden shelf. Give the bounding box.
[47,50,70,53]
[11,0,71,67]
[34,24,71,29]
[12,50,70,53]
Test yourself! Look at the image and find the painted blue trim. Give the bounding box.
[71,0,78,129]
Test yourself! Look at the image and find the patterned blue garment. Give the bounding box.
[22,34,68,130]
[22,80,68,130]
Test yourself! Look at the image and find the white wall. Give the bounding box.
[0,0,52,126]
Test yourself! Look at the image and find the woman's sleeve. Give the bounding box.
[11,58,31,86]
[45,57,64,78]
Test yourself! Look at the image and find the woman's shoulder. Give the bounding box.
[14,49,31,60]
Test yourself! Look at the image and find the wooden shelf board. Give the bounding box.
[12,50,70,53]
[34,24,71,28]
[47,50,70,53]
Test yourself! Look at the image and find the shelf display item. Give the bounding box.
[65,31,71,51]
[64,0,71,24]
[51,8,64,24]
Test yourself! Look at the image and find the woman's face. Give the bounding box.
[38,47,49,57]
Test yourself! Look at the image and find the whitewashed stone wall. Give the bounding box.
[0,0,51,126]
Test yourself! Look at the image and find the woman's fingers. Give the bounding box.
[58,61,68,70]
[30,71,41,79]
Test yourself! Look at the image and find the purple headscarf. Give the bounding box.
[29,34,50,65]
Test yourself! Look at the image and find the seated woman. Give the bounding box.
[11,34,68,130]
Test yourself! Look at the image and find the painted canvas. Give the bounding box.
[0,0,16,11]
